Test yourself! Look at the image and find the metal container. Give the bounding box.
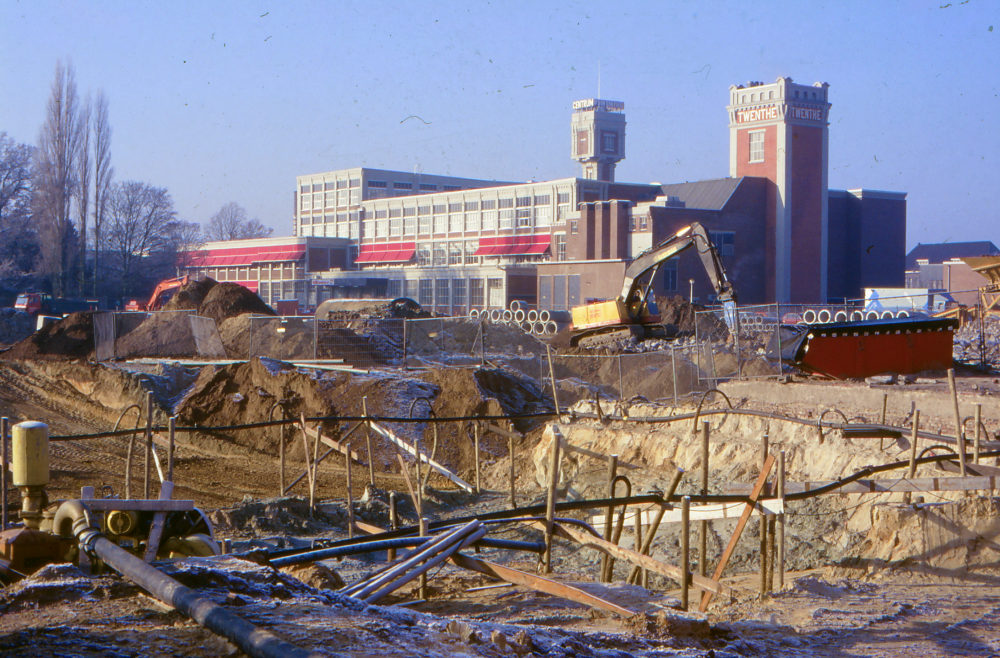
[12,421,48,488]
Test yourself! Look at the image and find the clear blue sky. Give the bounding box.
[1,1,996,249]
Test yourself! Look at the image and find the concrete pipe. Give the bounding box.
[470,309,480,318]
[545,321,558,335]
[850,311,864,322]
[897,310,909,318]
[527,310,538,322]
[866,311,880,321]
[539,310,551,323]
[521,321,533,332]
[834,311,848,322]
[881,310,895,319]
[533,321,546,334]
[817,309,832,323]
[802,309,817,323]
[502,310,513,322]
[548,310,572,323]
[56,500,321,658]
[514,309,526,323]
[489,309,502,322]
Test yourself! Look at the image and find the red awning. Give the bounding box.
[474,235,550,256]
[357,242,416,264]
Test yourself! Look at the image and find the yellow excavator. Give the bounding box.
[569,222,737,347]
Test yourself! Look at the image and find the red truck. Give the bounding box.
[14,293,103,316]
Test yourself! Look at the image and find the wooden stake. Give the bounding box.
[473,422,481,493]
[544,426,562,574]
[546,345,562,419]
[626,468,684,586]
[419,517,429,599]
[974,404,982,464]
[947,369,968,477]
[777,450,785,590]
[700,421,709,578]
[279,409,285,496]
[878,392,888,450]
[346,441,354,539]
[388,492,398,561]
[905,410,920,504]
[508,433,517,509]
[1,417,7,530]
[766,515,775,594]
[363,397,375,487]
[602,454,619,583]
[144,391,153,499]
[759,433,769,599]
[634,501,644,587]
[681,495,690,610]
[167,416,175,482]
[699,454,776,612]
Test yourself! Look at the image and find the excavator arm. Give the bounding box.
[620,222,737,310]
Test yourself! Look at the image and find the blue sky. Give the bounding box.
[1,1,996,249]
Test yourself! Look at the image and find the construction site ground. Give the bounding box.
[2,297,1000,657]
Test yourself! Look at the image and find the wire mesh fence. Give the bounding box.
[93,310,223,361]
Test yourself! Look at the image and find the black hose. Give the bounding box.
[270,536,544,567]
[57,501,323,658]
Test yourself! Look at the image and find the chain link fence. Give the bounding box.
[94,310,224,361]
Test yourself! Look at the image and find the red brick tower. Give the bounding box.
[728,78,831,303]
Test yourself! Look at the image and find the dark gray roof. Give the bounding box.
[906,241,1000,269]
[658,178,744,211]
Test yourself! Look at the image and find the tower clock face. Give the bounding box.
[576,129,590,156]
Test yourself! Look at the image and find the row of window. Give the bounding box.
[181,262,305,283]
[356,207,563,238]
[387,277,505,310]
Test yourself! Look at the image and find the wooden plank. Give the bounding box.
[142,481,174,563]
[301,425,362,463]
[369,421,474,493]
[82,499,194,512]
[354,520,387,535]
[725,475,998,496]
[289,362,369,374]
[449,552,636,619]
[700,454,775,612]
[589,500,784,527]
[483,423,522,440]
[529,521,733,599]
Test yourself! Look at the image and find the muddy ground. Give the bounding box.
[1,344,1000,655]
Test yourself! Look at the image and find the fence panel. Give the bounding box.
[93,312,115,361]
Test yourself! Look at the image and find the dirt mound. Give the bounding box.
[316,297,432,321]
[198,282,276,325]
[218,314,317,361]
[162,277,218,312]
[0,312,94,361]
[657,295,729,339]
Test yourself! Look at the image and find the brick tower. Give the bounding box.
[728,78,831,303]
[571,99,626,182]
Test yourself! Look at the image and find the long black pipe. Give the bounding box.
[270,536,544,567]
[54,501,324,658]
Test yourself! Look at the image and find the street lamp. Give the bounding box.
[689,279,695,304]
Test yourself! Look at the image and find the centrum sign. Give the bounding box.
[790,106,823,121]
[735,105,780,123]
[572,99,625,112]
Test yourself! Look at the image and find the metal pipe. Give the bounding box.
[57,500,320,658]
[167,416,175,482]
[388,492,398,561]
[681,495,690,610]
[700,421,709,578]
[144,391,153,499]
[601,455,618,582]
[271,536,544,568]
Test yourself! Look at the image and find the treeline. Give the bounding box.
[0,59,272,307]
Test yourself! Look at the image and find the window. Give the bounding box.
[300,195,311,211]
[516,207,531,227]
[419,183,437,191]
[433,203,446,214]
[362,219,374,238]
[452,279,466,310]
[374,208,388,219]
[418,215,431,234]
[709,231,736,256]
[601,132,617,154]
[349,189,361,204]
[640,214,647,231]
[389,207,402,218]
[389,217,402,237]
[482,210,498,230]
[337,189,349,205]
[516,195,532,207]
[663,257,678,291]
[325,192,336,208]
[432,242,447,266]
[300,213,312,226]
[481,199,496,211]
[449,213,463,233]
[570,219,578,234]
[337,179,348,189]
[368,180,387,189]
[404,215,416,235]
[435,279,450,313]
[465,240,479,264]
[443,185,461,191]
[498,197,514,209]
[534,194,550,206]
[300,184,310,193]
[464,211,480,232]
[469,279,485,307]
[418,279,433,306]
[433,214,447,234]
[387,280,403,299]
[449,242,462,265]
[749,131,765,163]
[556,234,566,261]
[416,244,431,266]
[403,206,416,217]
[487,278,504,308]
[464,200,479,211]
[393,181,412,191]
[418,204,431,215]
[499,208,514,229]
[404,279,417,299]
[448,201,463,213]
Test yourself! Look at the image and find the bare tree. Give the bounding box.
[204,201,273,241]
[0,133,39,296]
[34,59,84,297]
[76,95,92,296]
[165,220,203,254]
[91,89,113,296]
[100,181,176,298]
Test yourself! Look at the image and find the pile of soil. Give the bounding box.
[0,312,94,361]
[198,281,276,325]
[218,314,317,361]
[316,298,432,321]
[161,277,218,313]
[656,294,729,340]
